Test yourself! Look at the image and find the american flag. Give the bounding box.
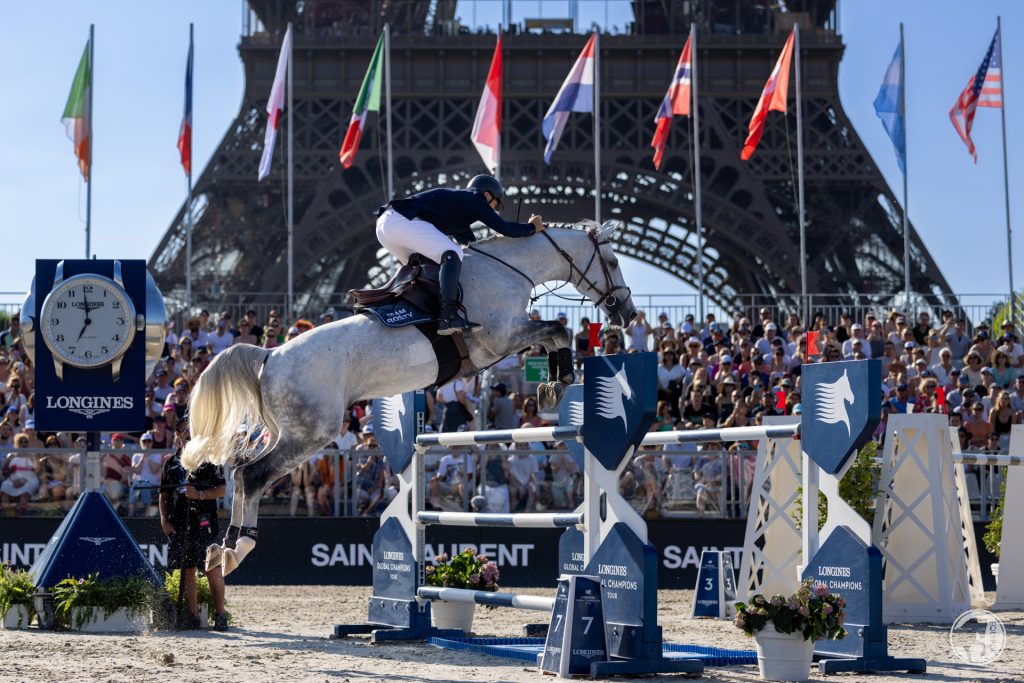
[950,27,1003,161]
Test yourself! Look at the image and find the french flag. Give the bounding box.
[258,24,292,181]
[177,36,193,176]
[471,34,502,173]
[651,35,692,170]
[542,33,596,164]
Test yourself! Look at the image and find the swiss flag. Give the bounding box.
[740,29,795,160]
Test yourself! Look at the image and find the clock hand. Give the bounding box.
[77,320,89,342]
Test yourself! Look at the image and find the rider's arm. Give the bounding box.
[468,193,535,237]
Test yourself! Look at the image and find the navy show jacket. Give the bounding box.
[381,188,535,245]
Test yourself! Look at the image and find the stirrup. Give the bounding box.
[438,313,480,336]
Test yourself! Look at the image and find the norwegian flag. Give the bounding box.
[651,35,692,170]
[950,27,1003,162]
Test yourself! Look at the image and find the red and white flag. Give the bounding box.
[651,36,692,170]
[258,24,292,181]
[950,27,1002,162]
[740,29,795,161]
[471,34,502,173]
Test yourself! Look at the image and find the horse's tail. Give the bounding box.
[181,344,276,471]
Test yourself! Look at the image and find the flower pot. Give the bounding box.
[429,600,475,632]
[2,605,32,629]
[753,624,814,682]
[992,563,999,587]
[70,607,149,633]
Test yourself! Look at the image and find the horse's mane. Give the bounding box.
[470,220,599,251]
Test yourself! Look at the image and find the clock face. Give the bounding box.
[40,275,137,368]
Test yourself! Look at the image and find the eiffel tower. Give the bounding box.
[149,0,955,316]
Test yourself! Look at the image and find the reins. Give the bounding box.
[466,225,630,309]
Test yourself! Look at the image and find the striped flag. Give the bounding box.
[339,31,385,169]
[471,34,502,173]
[950,27,1003,162]
[542,33,596,164]
[651,36,692,170]
[178,35,194,176]
[61,41,92,180]
[873,43,905,174]
[258,24,292,181]
[740,29,795,161]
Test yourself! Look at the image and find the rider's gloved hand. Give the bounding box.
[529,215,545,232]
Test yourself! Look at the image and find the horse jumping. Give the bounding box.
[180,221,637,576]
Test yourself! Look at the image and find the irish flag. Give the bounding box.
[470,34,502,173]
[62,41,92,180]
[339,31,385,169]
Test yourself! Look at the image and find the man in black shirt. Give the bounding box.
[159,424,229,630]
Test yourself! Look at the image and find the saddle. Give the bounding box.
[348,254,442,316]
[348,254,475,386]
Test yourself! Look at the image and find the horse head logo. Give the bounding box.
[594,365,632,429]
[379,394,405,441]
[815,368,855,437]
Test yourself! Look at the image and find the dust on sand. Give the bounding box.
[1,585,1021,683]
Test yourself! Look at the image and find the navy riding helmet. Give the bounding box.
[466,174,505,210]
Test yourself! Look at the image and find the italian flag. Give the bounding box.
[339,32,384,169]
[62,41,92,180]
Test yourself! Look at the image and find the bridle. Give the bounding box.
[467,225,631,313]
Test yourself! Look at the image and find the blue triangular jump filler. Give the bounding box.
[29,491,161,588]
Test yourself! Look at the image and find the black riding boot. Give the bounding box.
[437,250,474,335]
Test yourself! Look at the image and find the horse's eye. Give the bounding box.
[608,258,619,269]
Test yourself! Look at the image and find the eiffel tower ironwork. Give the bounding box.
[150,0,956,316]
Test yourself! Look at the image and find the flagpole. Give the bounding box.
[86,24,94,259]
[385,23,394,199]
[794,24,807,321]
[691,22,705,324]
[997,16,1015,324]
[900,22,911,301]
[186,22,194,308]
[593,30,601,223]
[286,21,294,322]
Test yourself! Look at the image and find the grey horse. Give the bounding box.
[181,220,637,575]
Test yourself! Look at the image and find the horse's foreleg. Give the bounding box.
[512,321,574,409]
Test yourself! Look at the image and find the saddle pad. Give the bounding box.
[361,300,435,328]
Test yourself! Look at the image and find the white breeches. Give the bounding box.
[376,208,464,265]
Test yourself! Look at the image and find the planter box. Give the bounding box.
[430,600,475,632]
[2,605,33,629]
[753,624,814,682]
[69,607,150,633]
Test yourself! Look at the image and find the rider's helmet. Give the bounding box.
[466,174,505,210]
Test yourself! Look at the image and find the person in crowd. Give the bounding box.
[990,351,1016,389]
[487,383,516,430]
[312,443,338,516]
[128,432,164,517]
[0,314,20,351]
[437,377,474,432]
[931,348,955,386]
[963,402,994,450]
[989,391,1019,449]
[354,426,388,516]
[1009,375,1024,413]
[243,310,265,341]
[159,422,229,631]
[153,369,174,403]
[507,450,539,513]
[625,310,653,352]
[263,317,285,348]
[232,319,259,346]
[21,420,43,449]
[375,175,542,334]
[574,317,594,371]
[208,317,234,355]
[101,433,132,510]
[429,445,475,509]
[657,348,685,419]
[289,457,317,518]
[1,433,40,513]
[600,331,624,355]
[480,444,512,513]
[962,352,986,388]
[39,435,70,504]
[682,388,716,427]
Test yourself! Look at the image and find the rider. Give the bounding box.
[376,175,545,335]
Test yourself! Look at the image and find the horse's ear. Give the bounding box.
[597,219,622,240]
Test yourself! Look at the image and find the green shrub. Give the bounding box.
[983,479,1006,559]
[0,563,37,626]
[424,548,500,591]
[796,441,881,530]
[52,573,158,630]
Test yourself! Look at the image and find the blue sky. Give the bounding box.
[0,1,1020,305]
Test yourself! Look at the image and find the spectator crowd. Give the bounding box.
[2,303,1022,519]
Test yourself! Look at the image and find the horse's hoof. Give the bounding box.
[559,370,576,385]
[537,382,565,411]
[222,536,256,577]
[205,544,223,572]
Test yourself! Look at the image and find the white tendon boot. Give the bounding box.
[222,536,256,577]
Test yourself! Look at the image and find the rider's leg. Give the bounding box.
[438,250,472,335]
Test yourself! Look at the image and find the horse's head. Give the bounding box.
[572,220,637,327]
